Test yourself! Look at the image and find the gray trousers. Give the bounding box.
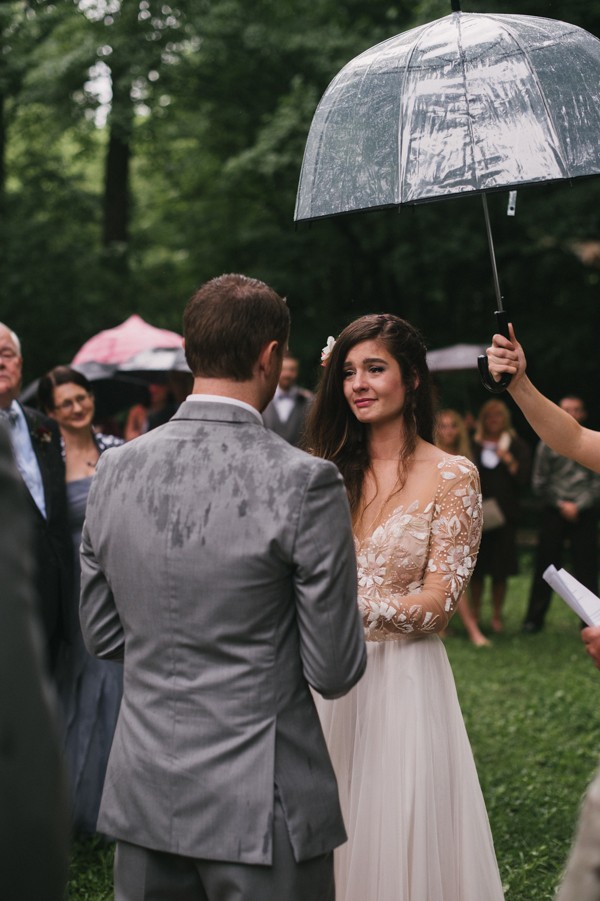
[114,797,335,901]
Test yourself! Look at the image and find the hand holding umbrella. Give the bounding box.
[486,323,525,386]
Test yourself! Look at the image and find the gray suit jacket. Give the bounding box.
[80,400,366,865]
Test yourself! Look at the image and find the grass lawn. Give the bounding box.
[67,550,600,900]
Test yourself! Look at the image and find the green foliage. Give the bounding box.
[67,836,114,900]
[1,0,600,406]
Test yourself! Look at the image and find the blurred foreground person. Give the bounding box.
[0,424,70,900]
[488,325,600,901]
[38,365,123,837]
[79,274,366,901]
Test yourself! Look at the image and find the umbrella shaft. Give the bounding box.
[482,194,504,311]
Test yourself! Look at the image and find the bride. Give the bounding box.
[306,314,504,901]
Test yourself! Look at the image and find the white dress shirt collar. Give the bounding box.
[185,393,263,424]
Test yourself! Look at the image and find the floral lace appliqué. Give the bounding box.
[356,456,482,641]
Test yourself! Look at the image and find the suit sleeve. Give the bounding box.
[291,459,366,699]
[79,458,125,661]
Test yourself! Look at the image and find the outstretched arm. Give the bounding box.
[486,324,600,474]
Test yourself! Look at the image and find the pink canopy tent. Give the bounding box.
[72,314,182,365]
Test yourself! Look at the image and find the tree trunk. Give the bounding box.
[102,128,130,247]
[102,72,133,249]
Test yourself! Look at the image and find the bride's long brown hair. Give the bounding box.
[306,314,435,520]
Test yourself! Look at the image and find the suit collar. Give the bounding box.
[172,399,264,427]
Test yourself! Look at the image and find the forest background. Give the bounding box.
[2,0,600,424]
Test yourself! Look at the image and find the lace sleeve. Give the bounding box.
[361,458,482,639]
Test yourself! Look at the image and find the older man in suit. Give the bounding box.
[0,323,71,672]
[80,273,367,901]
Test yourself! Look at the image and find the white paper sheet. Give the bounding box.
[543,565,600,626]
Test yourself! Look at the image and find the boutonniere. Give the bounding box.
[31,423,53,447]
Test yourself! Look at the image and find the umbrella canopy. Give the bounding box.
[117,346,191,378]
[72,314,182,365]
[295,11,600,221]
[426,343,488,372]
[19,361,150,420]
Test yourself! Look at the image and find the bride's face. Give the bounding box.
[342,339,408,426]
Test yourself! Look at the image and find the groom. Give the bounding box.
[80,273,366,900]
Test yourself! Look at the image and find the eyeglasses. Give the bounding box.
[54,392,93,413]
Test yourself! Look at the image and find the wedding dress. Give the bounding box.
[316,455,505,901]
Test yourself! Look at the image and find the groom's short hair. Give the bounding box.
[183,273,290,381]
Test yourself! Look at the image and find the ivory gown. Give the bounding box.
[316,455,505,901]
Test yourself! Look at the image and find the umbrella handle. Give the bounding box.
[477,310,513,394]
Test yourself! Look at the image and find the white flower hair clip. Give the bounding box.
[321,336,336,367]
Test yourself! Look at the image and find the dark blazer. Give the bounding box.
[262,389,313,448]
[472,434,531,523]
[0,425,70,900]
[18,404,72,669]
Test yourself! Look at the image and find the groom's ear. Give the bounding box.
[258,340,282,376]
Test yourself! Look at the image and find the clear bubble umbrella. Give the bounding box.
[295,1,600,391]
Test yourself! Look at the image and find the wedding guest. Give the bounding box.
[262,351,314,447]
[487,325,600,901]
[79,274,366,900]
[124,383,175,440]
[523,395,600,633]
[38,365,123,836]
[435,408,491,647]
[0,424,70,901]
[470,398,531,633]
[306,315,504,901]
[0,322,71,673]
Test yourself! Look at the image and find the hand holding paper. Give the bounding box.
[543,565,600,627]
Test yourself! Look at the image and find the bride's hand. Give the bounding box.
[486,323,526,387]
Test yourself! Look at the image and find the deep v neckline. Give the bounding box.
[355,498,427,547]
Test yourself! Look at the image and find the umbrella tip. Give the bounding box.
[451,0,461,11]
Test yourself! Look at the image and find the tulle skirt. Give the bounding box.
[315,635,504,901]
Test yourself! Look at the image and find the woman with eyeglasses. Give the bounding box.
[38,365,123,838]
